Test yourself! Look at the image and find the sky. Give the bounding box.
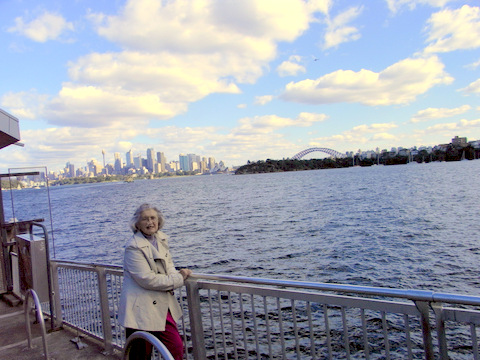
[1,0,479,173]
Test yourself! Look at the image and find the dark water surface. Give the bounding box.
[4,160,480,296]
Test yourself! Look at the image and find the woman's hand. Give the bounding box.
[179,269,192,280]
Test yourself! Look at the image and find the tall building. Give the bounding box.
[66,162,75,178]
[126,150,134,168]
[133,155,142,170]
[88,159,102,176]
[157,152,166,173]
[201,157,208,173]
[114,152,123,174]
[146,148,156,173]
[188,153,199,171]
[179,154,189,171]
[208,157,215,170]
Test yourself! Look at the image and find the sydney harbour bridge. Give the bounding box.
[291,147,346,160]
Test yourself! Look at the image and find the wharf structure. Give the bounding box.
[2,109,480,359]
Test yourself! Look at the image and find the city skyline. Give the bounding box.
[1,1,480,173]
[59,148,225,178]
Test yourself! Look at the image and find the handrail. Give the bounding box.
[123,331,174,360]
[52,258,123,271]
[32,221,57,331]
[24,288,49,360]
[50,260,480,306]
[190,273,480,306]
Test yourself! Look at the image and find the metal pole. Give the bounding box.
[185,279,207,360]
[432,302,449,359]
[49,261,63,329]
[415,301,435,360]
[32,222,57,331]
[97,266,114,354]
[0,179,13,292]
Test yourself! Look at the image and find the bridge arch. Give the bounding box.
[291,147,346,160]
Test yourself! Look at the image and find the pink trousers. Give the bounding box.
[125,312,184,360]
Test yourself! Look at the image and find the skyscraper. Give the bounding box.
[133,155,142,170]
[146,148,156,173]
[179,154,189,171]
[157,152,166,173]
[208,157,216,170]
[126,150,133,168]
[114,152,123,174]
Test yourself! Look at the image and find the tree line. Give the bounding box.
[235,143,479,175]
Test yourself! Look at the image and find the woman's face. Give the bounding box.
[137,209,159,236]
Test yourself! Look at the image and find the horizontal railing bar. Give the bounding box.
[51,259,123,272]
[196,280,420,315]
[52,259,123,272]
[52,261,480,307]
[191,273,480,307]
[442,307,480,324]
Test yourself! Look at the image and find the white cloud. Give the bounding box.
[411,105,471,122]
[254,95,274,105]
[277,56,306,77]
[323,6,363,50]
[459,78,480,94]
[386,0,458,13]
[234,112,326,135]
[90,0,325,54]
[0,91,48,120]
[8,11,74,42]
[44,83,188,127]
[281,56,453,105]
[425,118,480,132]
[42,0,328,128]
[424,5,480,53]
[371,133,397,140]
[466,59,480,69]
[310,122,398,148]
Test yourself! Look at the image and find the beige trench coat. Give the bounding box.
[118,231,184,331]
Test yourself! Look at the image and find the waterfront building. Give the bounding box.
[114,152,123,174]
[66,162,74,178]
[87,159,102,176]
[179,154,189,171]
[188,153,200,171]
[166,161,179,172]
[452,136,467,146]
[208,157,215,170]
[133,155,142,170]
[146,148,156,173]
[126,150,133,168]
[157,152,166,173]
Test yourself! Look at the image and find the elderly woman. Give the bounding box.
[119,204,192,360]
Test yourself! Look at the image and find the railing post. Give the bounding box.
[49,261,63,329]
[415,301,435,360]
[96,266,113,354]
[185,278,206,360]
[432,302,449,359]
[25,289,50,360]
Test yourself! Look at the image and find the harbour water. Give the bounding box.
[4,160,480,297]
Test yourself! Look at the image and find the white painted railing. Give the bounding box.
[49,260,480,359]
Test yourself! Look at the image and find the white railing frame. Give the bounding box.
[49,260,480,360]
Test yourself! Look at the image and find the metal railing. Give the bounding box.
[123,331,174,360]
[25,288,49,360]
[49,260,480,359]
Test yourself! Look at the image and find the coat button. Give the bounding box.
[153,300,157,305]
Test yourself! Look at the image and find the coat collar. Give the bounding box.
[133,231,169,260]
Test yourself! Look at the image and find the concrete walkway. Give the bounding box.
[0,294,122,360]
